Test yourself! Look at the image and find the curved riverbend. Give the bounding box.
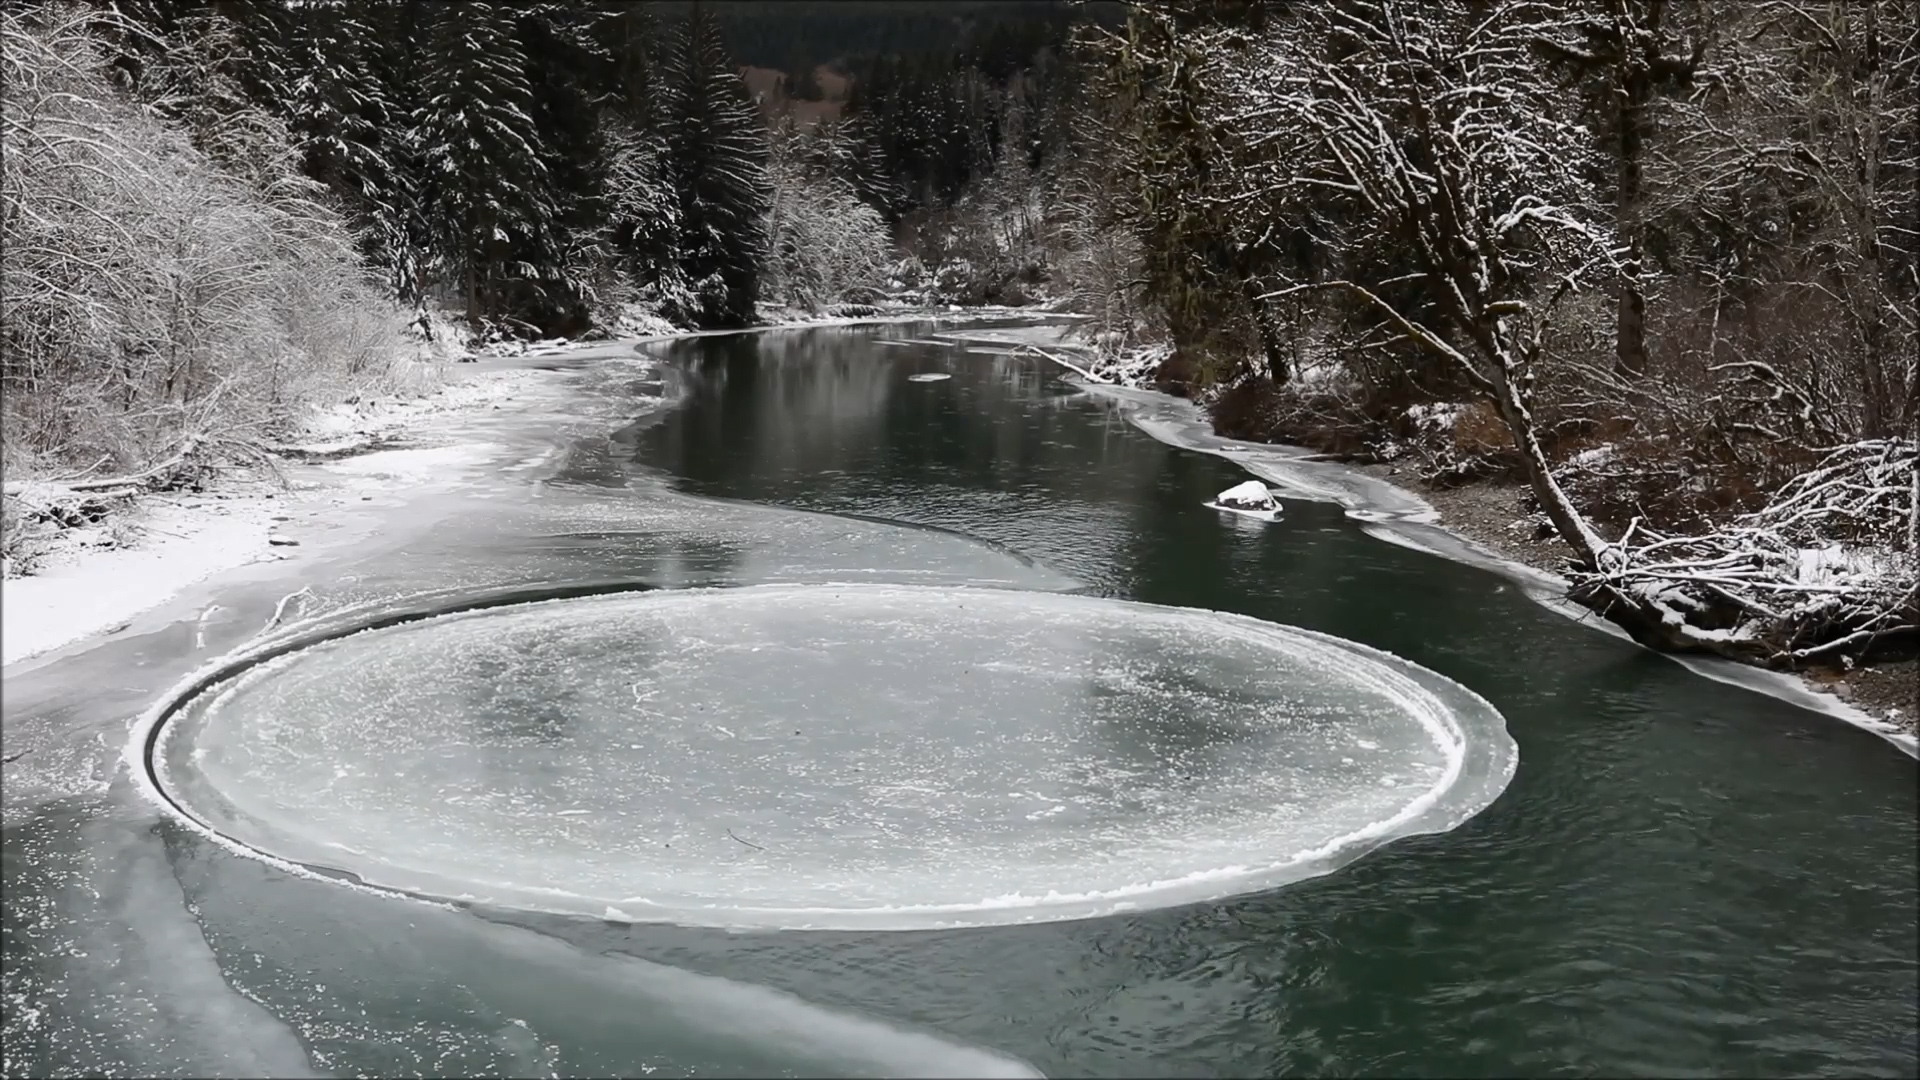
[65,320,1908,1078]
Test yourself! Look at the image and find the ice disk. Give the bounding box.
[155,584,1516,929]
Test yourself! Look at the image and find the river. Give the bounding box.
[3,321,1914,1077]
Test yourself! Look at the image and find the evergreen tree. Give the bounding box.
[345,0,435,333]
[284,1,399,241]
[663,4,771,327]
[597,0,665,121]
[515,2,616,331]
[413,1,562,328]
[595,2,681,288]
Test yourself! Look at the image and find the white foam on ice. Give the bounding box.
[143,583,1517,930]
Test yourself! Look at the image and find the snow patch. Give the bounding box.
[1208,480,1283,522]
[1,498,277,666]
[2,367,536,669]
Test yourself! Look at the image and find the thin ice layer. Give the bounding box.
[159,584,1516,928]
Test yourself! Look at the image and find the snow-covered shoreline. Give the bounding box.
[0,307,1054,671]
[966,331,1919,759]
[1,363,550,668]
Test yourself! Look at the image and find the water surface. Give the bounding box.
[3,322,1914,1078]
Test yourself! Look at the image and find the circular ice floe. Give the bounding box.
[152,584,1515,929]
[906,372,952,382]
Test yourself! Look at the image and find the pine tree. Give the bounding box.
[592,2,682,291]
[342,0,435,334]
[663,4,771,327]
[285,2,393,225]
[516,3,616,332]
[413,1,562,328]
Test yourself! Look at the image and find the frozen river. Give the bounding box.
[3,321,1914,1077]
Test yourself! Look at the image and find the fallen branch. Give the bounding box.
[1570,439,1918,666]
[63,435,204,492]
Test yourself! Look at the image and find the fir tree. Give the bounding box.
[413,1,562,328]
[593,2,680,291]
[515,2,616,332]
[663,4,771,327]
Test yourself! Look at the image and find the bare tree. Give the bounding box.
[761,119,894,312]
[1531,0,1708,380]
[1231,0,1620,566]
[2,2,403,485]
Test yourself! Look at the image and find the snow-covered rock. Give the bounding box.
[1215,481,1280,512]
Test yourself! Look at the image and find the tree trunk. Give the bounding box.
[1613,70,1651,380]
[1243,279,1290,385]
[1488,355,1607,571]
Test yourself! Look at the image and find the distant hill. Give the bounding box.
[647,1,1123,70]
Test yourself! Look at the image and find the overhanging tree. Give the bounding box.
[1237,0,1620,566]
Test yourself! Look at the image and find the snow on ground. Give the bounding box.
[1,363,538,669]
[0,306,1034,670]
[1,493,281,666]
[290,366,545,452]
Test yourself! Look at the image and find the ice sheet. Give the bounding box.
[152,584,1517,929]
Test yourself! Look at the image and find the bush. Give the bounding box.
[1,3,408,478]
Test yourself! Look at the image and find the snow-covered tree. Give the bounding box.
[1225,0,1621,565]
[412,1,562,327]
[3,2,401,475]
[763,121,894,311]
[661,4,771,327]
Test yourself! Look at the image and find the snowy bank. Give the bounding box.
[0,307,1048,671]
[1,363,545,668]
[1055,368,1918,759]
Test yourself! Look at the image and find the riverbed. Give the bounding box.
[3,321,1914,1077]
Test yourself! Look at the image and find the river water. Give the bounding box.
[3,321,1915,1077]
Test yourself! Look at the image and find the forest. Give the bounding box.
[1,0,1914,678]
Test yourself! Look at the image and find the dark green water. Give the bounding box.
[3,323,1915,1078]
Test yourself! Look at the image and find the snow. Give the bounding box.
[1406,402,1466,433]
[294,367,543,448]
[1792,543,1890,587]
[1,497,279,666]
[1216,480,1280,510]
[320,443,497,485]
[1,365,538,669]
[1568,444,1617,469]
[1209,480,1283,522]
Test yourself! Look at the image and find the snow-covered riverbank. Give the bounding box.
[0,307,1062,671]
[1,363,548,668]
[955,326,1919,758]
